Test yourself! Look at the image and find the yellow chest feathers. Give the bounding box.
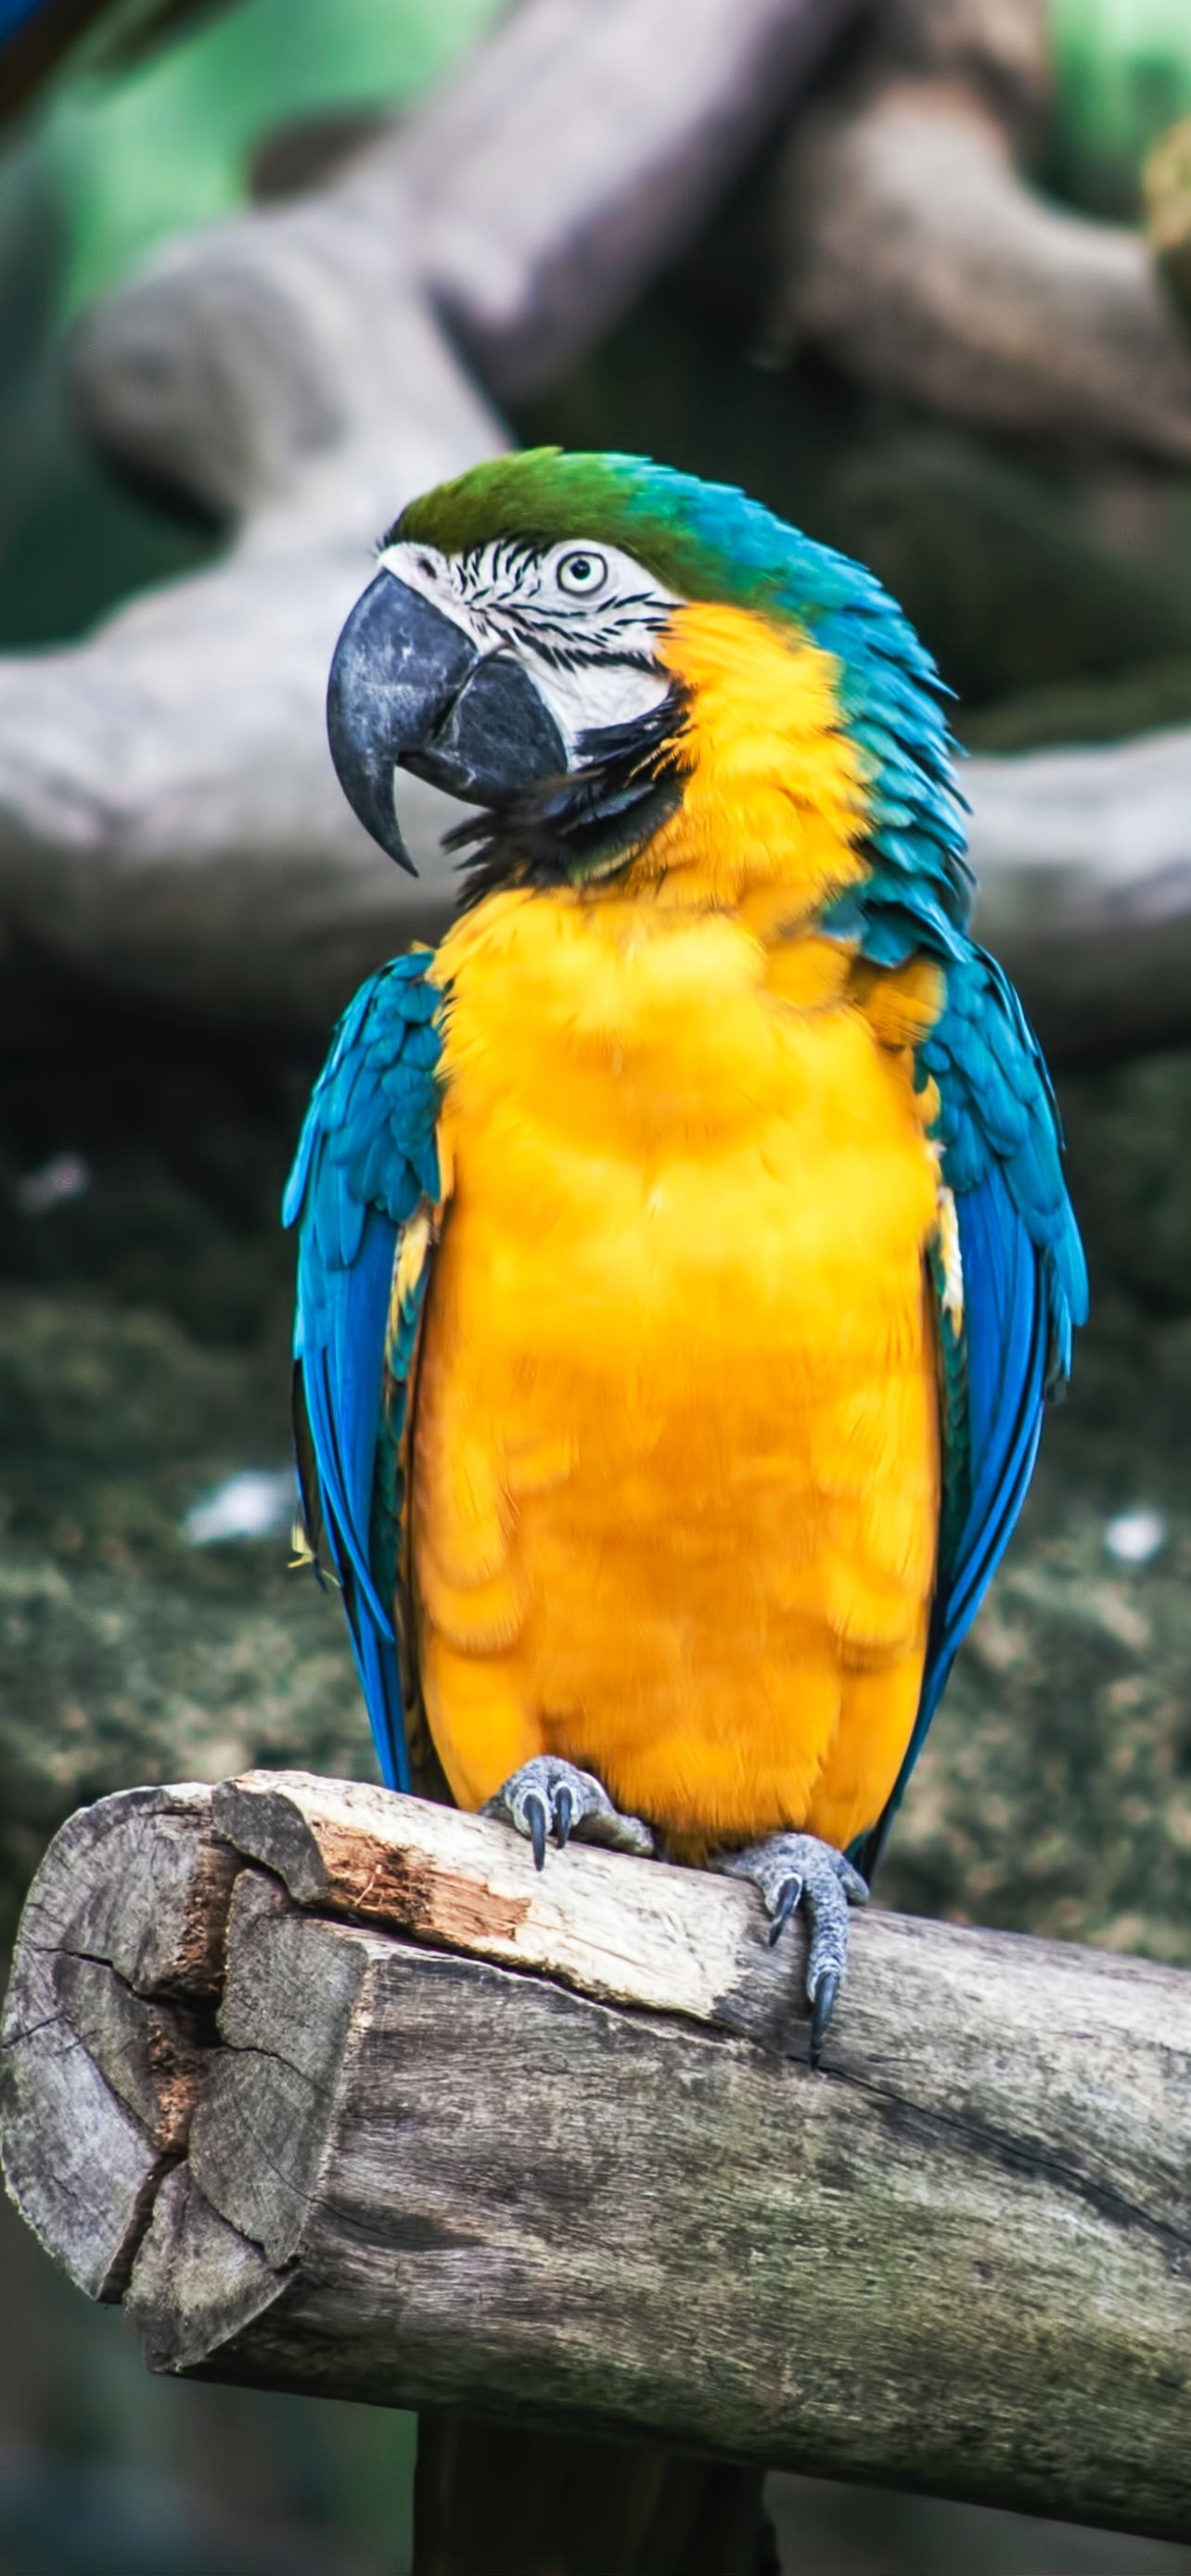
[430,600,944,1344]
[434,882,938,1300]
[410,605,947,1852]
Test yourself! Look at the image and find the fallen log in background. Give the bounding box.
[760,0,1191,464]
[4,605,1188,1053]
[0,0,859,1030]
[0,219,503,1026]
[0,536,470,1027]
[767,65,1191,465]
[967,725,1191,1061]
[2,0,1190,1045]
[71,0,865,463]
[3,1767,1191,2549]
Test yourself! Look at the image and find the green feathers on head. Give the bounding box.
[394,447,971,947]
[396,447,781,610]
[395,446,921,661]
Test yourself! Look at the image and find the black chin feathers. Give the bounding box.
[445,684,690,905]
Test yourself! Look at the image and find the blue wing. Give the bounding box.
[851,946,1088,1879]
[284,950,444,1792]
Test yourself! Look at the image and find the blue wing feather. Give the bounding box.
[850,944,1087,1879]
[285,950,445,1792]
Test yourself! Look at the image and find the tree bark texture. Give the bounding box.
[4,1769,1191,2546]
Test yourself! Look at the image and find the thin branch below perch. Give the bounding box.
[3,1771,1191,2543]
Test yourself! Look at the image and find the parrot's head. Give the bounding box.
[327,447,968,925]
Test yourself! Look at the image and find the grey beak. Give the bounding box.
[327,571,567,873]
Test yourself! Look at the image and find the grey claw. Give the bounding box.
[810,1970,839,2068]
[482,1756,656,1868]
[767,1876,802,1945]
[525,1792,548,1873]
[716,1830,866,2064]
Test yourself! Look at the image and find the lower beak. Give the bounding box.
[326,571,567,874]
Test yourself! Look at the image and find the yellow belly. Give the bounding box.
[411,885,941,1855]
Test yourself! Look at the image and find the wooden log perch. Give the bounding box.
[4,1769,1191,2544]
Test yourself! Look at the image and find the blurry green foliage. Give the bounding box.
[19,0,506,315]
[1048,0,1191,212]
[0,132,215,649]
[6,0,1191,342]
[0,0,506,653]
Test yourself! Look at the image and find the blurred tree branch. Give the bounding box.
[0,0,864,1025]
[1,0,1191,1050]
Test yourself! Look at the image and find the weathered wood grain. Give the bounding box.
[5,1775,1191,2542]
[0,1784,236,2297]
[210,1771,1191,2249]
[53,1953,211,2155]
[211,1769,781,2029]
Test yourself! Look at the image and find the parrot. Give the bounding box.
[286,448,1086,2061]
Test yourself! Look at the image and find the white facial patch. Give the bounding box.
[376,534,682,755]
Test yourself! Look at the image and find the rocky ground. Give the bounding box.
[0,982,370,1943]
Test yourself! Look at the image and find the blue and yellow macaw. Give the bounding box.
[286,450,1086,2060]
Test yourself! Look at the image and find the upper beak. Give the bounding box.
[326,570,568,873]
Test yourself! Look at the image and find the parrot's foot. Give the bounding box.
[483,1756,656,1871]
[718,1833,869,2068]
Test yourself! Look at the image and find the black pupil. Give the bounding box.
[570,558,591,581]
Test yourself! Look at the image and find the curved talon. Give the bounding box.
[483,1755,656,1867]
[525,1792,549,1873]
[810,1970,839,2068]
[767,1876,802,1945]
[716,1830,866,2066]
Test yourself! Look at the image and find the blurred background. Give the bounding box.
[5,0,1191,2567]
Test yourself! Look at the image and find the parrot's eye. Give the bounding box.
[556,550,608,596]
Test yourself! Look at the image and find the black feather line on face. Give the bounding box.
[444,682,691,905]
